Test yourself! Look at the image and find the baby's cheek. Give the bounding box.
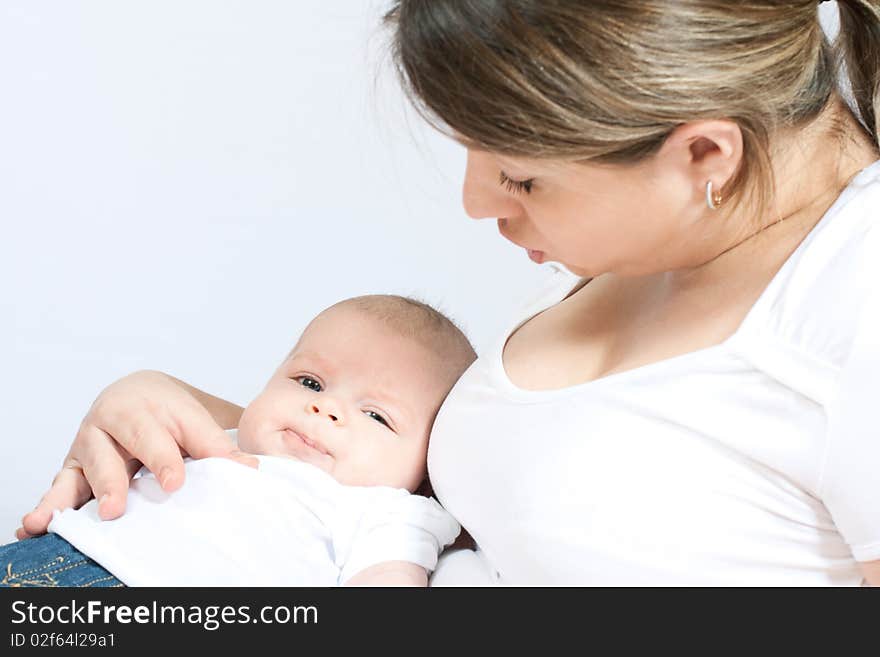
[235,403,271,453]
[236,419,280,454]
[235,431,260,453]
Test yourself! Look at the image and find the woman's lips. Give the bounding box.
[285,429,329,455]
[496,218,546,264]
[527,249,545,264]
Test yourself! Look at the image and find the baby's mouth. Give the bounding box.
[284,428,330,455]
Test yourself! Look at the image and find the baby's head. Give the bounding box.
[237,295,476,492]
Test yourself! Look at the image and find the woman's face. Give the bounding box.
[461,126,742,279]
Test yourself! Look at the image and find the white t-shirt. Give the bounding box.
[49,430,460,586]
[429,158,880,586]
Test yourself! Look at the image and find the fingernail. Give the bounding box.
[159,467,173,489]
[235,452,258,465]
[97,494,111,519]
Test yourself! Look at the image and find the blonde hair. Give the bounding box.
[385,1,880,223]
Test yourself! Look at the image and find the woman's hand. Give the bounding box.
[16,370,257,539]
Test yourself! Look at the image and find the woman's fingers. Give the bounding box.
[228,450,259,469]
[172,402,239,461]
[17,369,245,536]
[97,411,187,494]
[76,425,136,520]
[20,462,93,536]
[91,398,241,492]
[173,406,257,469]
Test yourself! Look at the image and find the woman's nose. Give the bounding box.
[306,398,345,425]
[462,149,524,221]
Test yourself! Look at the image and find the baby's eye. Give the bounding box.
[364,410,390,428]
[295,376,322,392]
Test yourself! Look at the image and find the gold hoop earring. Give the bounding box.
[706,180,723,210]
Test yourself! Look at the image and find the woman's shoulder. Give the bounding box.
[741,160,880,374]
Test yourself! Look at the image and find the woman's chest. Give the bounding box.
[501,270,774,391]
[427,359,841,584]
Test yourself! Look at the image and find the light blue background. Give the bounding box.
[1,1,844,539]
[1,1,554,538]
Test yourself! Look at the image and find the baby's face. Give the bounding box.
[237,304,449,491]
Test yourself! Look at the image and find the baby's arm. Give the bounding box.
[338,489,459,587]
[343,560,428,587]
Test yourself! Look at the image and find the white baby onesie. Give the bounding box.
[49,431,460,586]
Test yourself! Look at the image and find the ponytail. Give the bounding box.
[835,0,880,147]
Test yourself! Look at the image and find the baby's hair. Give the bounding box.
[287,294,477,387]
[329,294,477,385]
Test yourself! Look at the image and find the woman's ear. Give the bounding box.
[658,119,743,193]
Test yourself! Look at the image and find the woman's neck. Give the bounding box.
[768,95,878,229]
[662,94,879,294]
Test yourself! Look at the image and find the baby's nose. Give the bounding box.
[307,400,344,424]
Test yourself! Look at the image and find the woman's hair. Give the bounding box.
[839,1,880,144]
[384,0,880,221]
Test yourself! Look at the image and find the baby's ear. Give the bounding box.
[414,476,435,499]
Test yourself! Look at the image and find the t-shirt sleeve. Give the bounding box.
[819,227,880,562]
[335,490,461,585]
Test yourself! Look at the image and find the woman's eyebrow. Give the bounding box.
[495,156,556,177]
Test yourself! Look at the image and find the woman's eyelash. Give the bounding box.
[499,171,534,195]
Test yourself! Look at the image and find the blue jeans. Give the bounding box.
[0,533,124,587]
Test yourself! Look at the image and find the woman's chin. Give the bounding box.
[560,262,592,277]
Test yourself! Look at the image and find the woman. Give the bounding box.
[17,1,880,584]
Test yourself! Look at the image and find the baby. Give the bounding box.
[1,295,475,587]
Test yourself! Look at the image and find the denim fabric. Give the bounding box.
[0,533,123,587]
